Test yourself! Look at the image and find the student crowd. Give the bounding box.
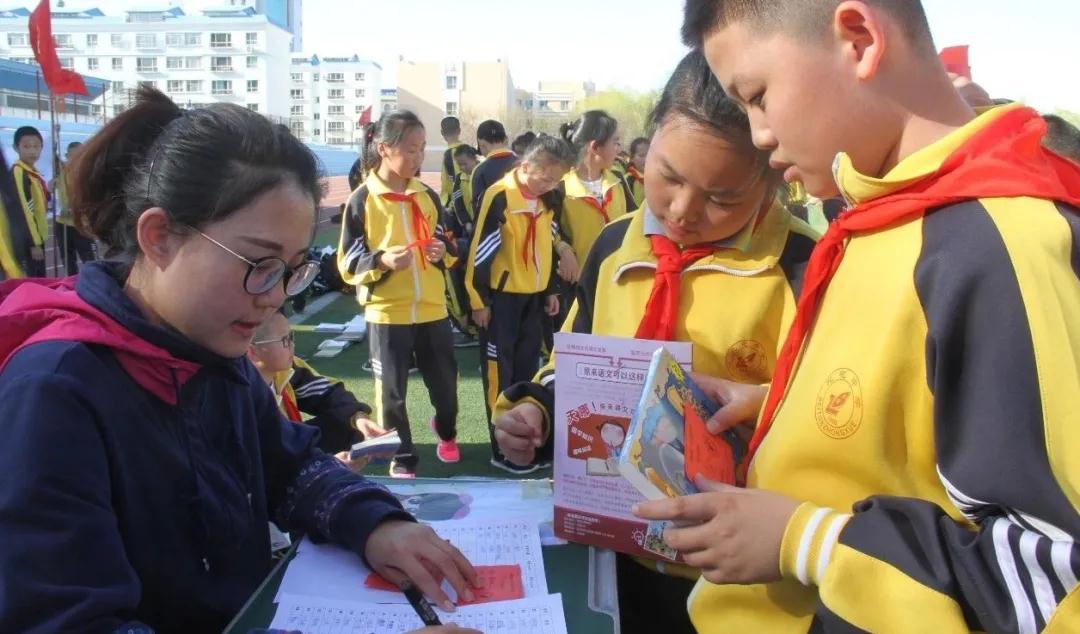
[1,1,1079,632]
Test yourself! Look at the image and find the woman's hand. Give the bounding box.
[633,476,799,585]
[690,373,768,434]
[365,520,480,611]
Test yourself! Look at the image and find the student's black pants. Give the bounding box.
[479,291,546,458]
[368,318,458,469]
[55,220,96,276]
[616,554,697,634]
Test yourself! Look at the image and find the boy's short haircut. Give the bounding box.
[440,116,461,136]
[67,141,82,151]
[453,144,479,160]
[476,120,508,144]
[522,134,575,169]
[14,126,42,146]
[512,131,537,155]
[1043,115,1080,164]
[681,0,933,50]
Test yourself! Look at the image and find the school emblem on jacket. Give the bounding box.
[815,368,863,439]
[725,340,766,382]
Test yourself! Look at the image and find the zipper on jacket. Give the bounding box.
[398,201,422,323]
[170,367,212,575]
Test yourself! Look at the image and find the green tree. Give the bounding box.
[576,88,660,141]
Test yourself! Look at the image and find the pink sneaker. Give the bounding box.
[431,418,460,464]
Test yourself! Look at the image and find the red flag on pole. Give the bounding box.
[357,106,373,127]
[939,45,972,80]
[29,0,88,96]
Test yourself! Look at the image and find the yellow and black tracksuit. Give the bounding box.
[337,172,458,469]
[559,168,637,265]
[0,197,26,279]
[269,358,375,454]
[690,104,1080,632]
[440,140,468,206]
[12,160,48,277]
[53,162,94,276]
[443,168,477,337]
[495,200,818,631]
[465,169,565,455]
[470,149,518,212]
[624,166,646,208]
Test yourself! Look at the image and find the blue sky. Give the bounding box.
[59,0,1079,112]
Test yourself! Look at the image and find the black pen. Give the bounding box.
[400,581,442,626]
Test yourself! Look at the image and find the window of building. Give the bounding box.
[210,33,231,48]
[246,80,258,93]
[112,57,123,71]
[6,33,26,47]
[87,57,99,71]
[85,34,98,48]
[246,55,257,69]
[445,101,458,116]
[211,56,232,71]
[328,88,344,99]
[54,34,73,48]
[211,80,232,95]
[136,57,158,73]
[326,72,344,83]
[445,76,457,90]
[136,34,158,49]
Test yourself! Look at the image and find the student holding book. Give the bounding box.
[0,87,478,632]
[631,2,1080,632]
[492,51,818,633]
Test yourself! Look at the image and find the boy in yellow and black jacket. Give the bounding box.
[443,144,481,338]
[439,116,467,206]
[338,169,458,475]
[11,126,48,277]
[465,137,575,471]
[52,142,95,275]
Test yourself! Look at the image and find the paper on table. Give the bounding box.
[275,517,547,604]
[270,592,569,634]
[365,564,525,605]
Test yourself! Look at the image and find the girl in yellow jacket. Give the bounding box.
[337,111,459,479]
[625,137,649,207]
[492,51,818,634]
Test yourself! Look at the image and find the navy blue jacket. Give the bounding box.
[0,262,411,633]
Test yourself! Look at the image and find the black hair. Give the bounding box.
[1044,115,1080,164]
[521,134,576,169]
[682,0,933,49]
[650,50,771,176]
[361,109,425,174]
[629,137,649,157]
[440,116,461,136]
[13,126,42,147]
[512,131,537,155]
[452,144,479,160]
[0,151,28,265]
[67,141,82,151]
[476,120,508,145]
[559,110,618,163]
[70,85,323,259]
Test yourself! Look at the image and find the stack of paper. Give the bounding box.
[313,338,352,358]
[314,322,347,334]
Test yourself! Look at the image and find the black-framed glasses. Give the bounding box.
[190,227,320,297]
[252,331,295,348]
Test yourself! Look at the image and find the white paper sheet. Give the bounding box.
[270,592,568,634]
[275,517,547,604]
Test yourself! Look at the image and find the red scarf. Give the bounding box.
[747,106,1080,465]
[381,192,433,269]
[281,387,302,422]
[627,166,644,184]
[580,187,614,224]
[635,235,715,341]
[517,172,542,269]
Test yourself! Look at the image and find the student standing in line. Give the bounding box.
[624,136,649,207]
[0,86,479,633]
[11,125,49,277]
[465,135,576,474]
[338,111,460,479]
[493,51,818,632]
[439,116,468,207]
[470,120,517,212]
[636,2,1080,632]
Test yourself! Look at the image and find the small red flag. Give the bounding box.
[29,0,88,96]
[357,106,373,127]
[939,45,971,80]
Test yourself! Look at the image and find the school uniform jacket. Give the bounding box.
[444,170,475,256]
[624,166,646,208]
[495,200,818,447]
[464,169,563,311]
[559,168,636,265]
[690,105,1080,633]
[440,141,468,205]
[271,357,374,453]
[337,173,453,325]
[470,149,518,212]
[11,159,48,249]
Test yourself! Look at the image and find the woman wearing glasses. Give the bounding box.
[0,87,478,634]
